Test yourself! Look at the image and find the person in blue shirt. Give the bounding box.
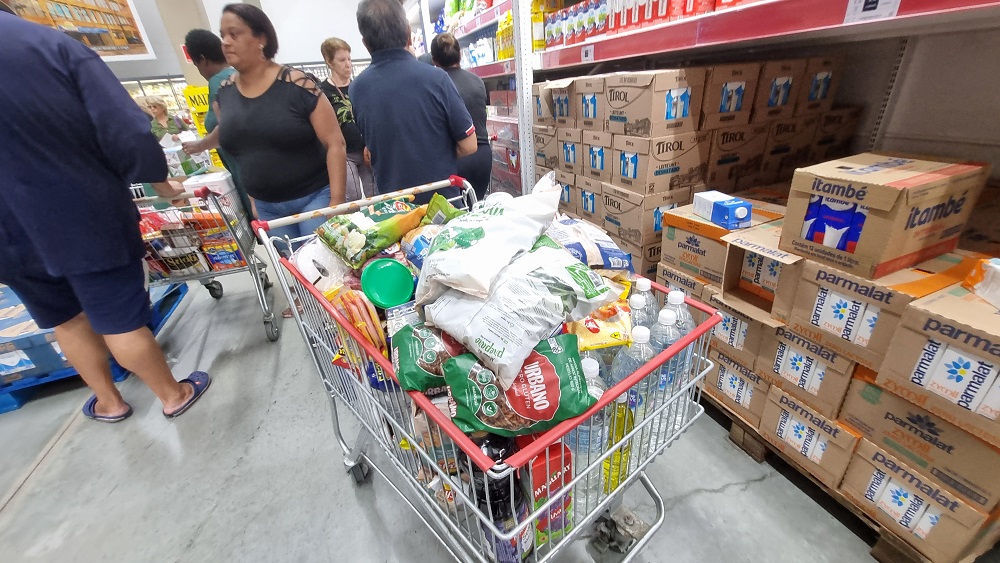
[351,0,478,202]
[0,8,211,422]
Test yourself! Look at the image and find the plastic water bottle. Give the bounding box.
[580,349,610,387]
[632,278,659,325]
[663,290,695,334]
[564,358,606,520]
[628,294,652,329]
[605,326,654,490]
[649,310,682,450]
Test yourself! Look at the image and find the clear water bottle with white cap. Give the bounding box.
[580,349,611,388]
[649,310,682,450]
[628,294,652,329]
[663,290,695,334]
[563,358,606,520]
[608,326,655,473]
[631,277,659,325]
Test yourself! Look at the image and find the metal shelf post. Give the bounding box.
[511,0,535,194]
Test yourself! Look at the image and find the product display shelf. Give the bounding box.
[468,57,515,78]
[699,389,936,563]
[536,0,1000,70]
[454,0,512,39]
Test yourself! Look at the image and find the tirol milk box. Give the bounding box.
[751,59,807,123]
[604,69,706,137]
[795,56,842,116]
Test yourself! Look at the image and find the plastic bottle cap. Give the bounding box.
[634,277,651,292]
[629,294,646,309]
[735,206,749,219]
[581,357,601,378]
[667,290,686,305]
[632,326,650,344]
[658,309,678,326]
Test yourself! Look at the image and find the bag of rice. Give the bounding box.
[425,236,616,390]
[444,334,595,437]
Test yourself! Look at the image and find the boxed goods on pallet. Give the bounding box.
[575,176,603,223]
[839,439,1000,563]
[809,107,863,163]
[751,59,807,123]
[601,183,690,247]
[557,128,584,174]
[611,132,710,196]
[573,76,606,131]
[548,78,577,128]
[840,376,1000,512]
[657,261,710,298]
[759,385,861,489]
[535,166,552,184]
[532,82,555,126]
[958,185,1000,257]
[784,251,982,370]
[533,125,559,169]
[706,345,771,427]
[700,63,761,130]
[604,69,705,137]
[779,153,990,279]
[759,115,821,184]
[795,57,842,116]
[702,287,782,370]
[876,283,1000,448]
[705,123,770,193]
[583,130,613,182]
[720,219,803,323]
[613,235,661,278]
[555,170,576,215]
[757,327,856,419]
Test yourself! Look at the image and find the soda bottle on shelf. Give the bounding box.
[563,358,606,521]
[648,310,682,451]
[631,277,659,325]
[604,326,653,491]
[628,294,652,329]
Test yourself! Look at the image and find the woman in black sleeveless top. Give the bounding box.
[213,4,347,243]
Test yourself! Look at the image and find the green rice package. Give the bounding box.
[392,323,467,394]
[443,334,596,437]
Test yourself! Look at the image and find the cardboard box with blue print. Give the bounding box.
[535,166,552,185]
[839,376,1000,513]
[556,128,584,175]
[603,69,705,137]
[705,345,771,428]
[778,153,989,279]
[785,251,983,371]
[533,125,559,169]
[613,235,661,279]
[701,286,782,370]
[601,182,690,247]
[751,59,807,124]
[532,82,555,126]
[573,76,606,131]
[794,56,842,116]
[875,283,1000,449]
[547,78,577,128]
[839,439,1000,563]
[657,261,710,297]
[720,219,802,324]
[583,130,613,183]
[574,176,603,223]
[612,131,710,196]
[759,384,861,489]
[700,63,761,130]
[555,170,577,216]
[705,123,770,193]
[809,106,862,163]
[759,115,820,185]
[757,326,855,419]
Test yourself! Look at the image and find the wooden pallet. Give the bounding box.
[699,390,933,563]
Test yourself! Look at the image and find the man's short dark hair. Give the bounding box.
[357,0,409,52]
[223,3,279,60]
[184,29,226,64]
[431,33,461,68]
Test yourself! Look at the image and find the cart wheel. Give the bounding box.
[264,320,280,342]
[261,271,273,290]
[206,281,224,299]
[348,462,370,485]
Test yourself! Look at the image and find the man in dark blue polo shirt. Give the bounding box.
[351,0,478,201]
[0,7,210,422]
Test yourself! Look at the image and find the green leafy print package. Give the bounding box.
[392,323,467,393]
[425,236,616,390]
[444,334,596,436]
[420,193,466,226]
[315,199,425,269]
[415,188,560,305]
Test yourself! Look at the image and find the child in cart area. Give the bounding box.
[0,8,211,422]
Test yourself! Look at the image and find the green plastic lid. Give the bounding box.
[360,259,415,309]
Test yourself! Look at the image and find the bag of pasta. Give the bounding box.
[392,323,467,393]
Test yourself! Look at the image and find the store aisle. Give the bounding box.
[0,274,878,562]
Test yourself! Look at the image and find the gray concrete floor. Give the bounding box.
[0,272,994,563]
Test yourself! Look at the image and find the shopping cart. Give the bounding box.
[256,177,722,562]
[133,178,278,341]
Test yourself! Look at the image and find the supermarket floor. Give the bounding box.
[0,273,994,563]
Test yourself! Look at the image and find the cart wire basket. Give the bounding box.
[255,177,722,562]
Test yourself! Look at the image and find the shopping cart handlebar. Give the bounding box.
[251,177,471,233]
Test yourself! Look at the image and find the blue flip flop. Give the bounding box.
[163,371,211,418]
[82,395,133,423]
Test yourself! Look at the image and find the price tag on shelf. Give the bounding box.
[581,45,595,63]
[503,61,513,74]
[843,0,899,24]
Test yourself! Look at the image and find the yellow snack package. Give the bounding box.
[566,299,633,351]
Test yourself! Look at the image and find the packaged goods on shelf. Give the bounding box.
[602,183,690,247]
[757,326,855,419]
[532,82,556,125]
[574,75,607,131]
[534,125,559,168]
[876,282,1000,448]
[706,345,771,427]
[705,123,770,193]
[612,235,661,278]
[759,385,861,489]
[575,176,603,223]
[670,0,715,20]
[795,57,842,116]
[557,127,584,174]
[548,78,577,128]
[703,287,782,369]
[779,153,990,279]
[839,439,1000,563]
[611,131,711,195]
[555,170,577,215]
[842,375,1000,512]
[583,130,613,182]
[604,69,705,137]
[751,59,808,123]
[785,251,981,370]
[720,219,802,323]
[657,260,710,298]
[700,63,761,129]
[693,191,752,230]
[759,115,821,184]
[809,106,863,163]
